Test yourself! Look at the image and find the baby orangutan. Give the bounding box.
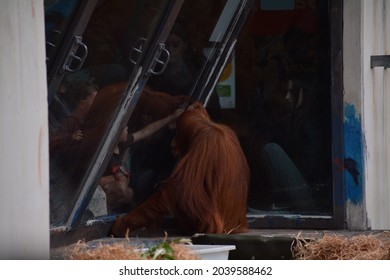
[111,102,250,236]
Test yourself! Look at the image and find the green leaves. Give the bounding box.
[145,241,175,260]
[141,235,193,260]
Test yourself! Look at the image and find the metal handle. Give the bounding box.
[148,43,170,75]
[63,36,88,72]
[129,38,147,65]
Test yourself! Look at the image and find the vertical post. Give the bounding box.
[362,0,390,229]
[0,0,49,259]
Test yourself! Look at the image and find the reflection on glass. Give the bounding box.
[129,0,228,209]
[127,0,333,220]
[48,0,334,230]
[48,0,170,226]
[44,0,80,71]
[231,0,333,215]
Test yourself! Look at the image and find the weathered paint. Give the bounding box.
[343,0,368,230]
[343,103,364,204]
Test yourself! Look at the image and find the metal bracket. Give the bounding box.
[148,43,170,75]
[129,37,147,65]
[63,36,88,72]
[371,55,390,68]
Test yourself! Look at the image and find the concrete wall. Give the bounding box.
[344,0,390,230]
[361,0,390,229]
[0,0,49,259]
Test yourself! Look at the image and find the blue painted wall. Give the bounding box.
[343,103,364,204]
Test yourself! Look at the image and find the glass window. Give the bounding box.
[223,0,334,217]
[45,0,81,72]
[86,0,241,218]
[48,0,177,227]
[48,0,336,234]
[80,0,256,228]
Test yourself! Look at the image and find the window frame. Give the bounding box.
[49,0,345,248]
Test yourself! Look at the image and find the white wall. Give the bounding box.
[361,0,390,229]
[0,0,49,259]
[345,0,390,229]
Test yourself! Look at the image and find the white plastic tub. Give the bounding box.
[187,245,236,260]
[137,244,236,260]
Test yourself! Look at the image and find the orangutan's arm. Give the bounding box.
[111,185,173,237]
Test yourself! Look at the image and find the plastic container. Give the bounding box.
[187,244,236,260]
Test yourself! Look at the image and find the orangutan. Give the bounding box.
[111,101,250,236]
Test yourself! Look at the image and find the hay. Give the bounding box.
[63,237,199,260]
[63,240,142,260]
[169,243,200,260]
[292,232,390,260]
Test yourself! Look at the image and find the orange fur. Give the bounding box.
[64,83,188,183]
[112,102,250,236]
